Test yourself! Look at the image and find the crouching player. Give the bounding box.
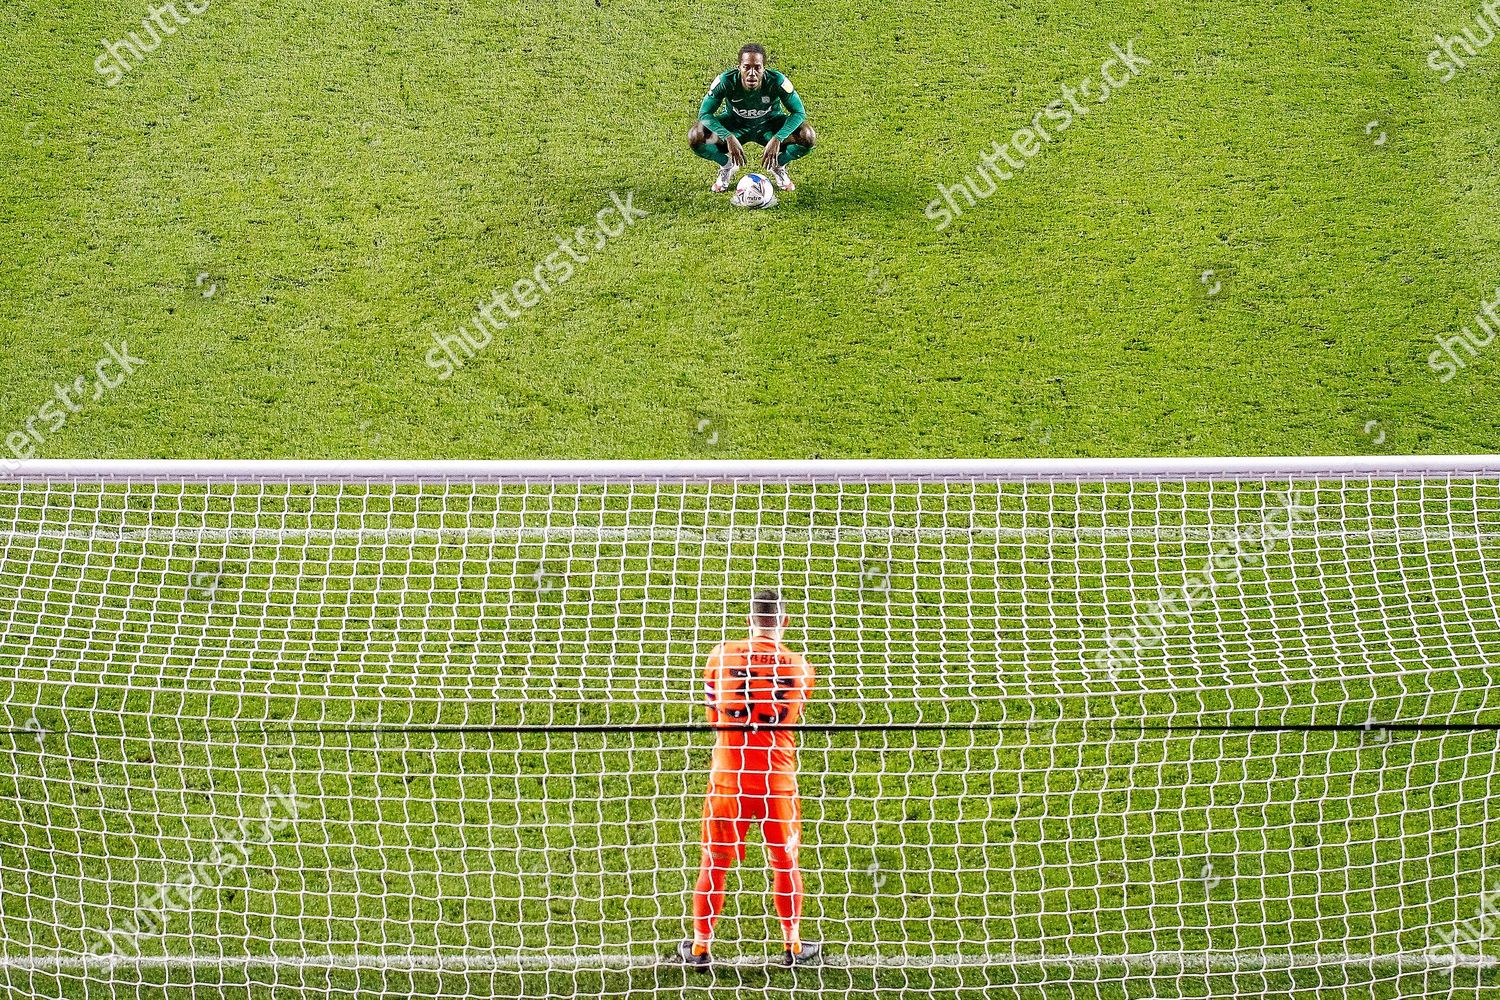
[690,44,817,193]
[670,588,823,969]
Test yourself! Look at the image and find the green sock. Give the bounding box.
[694,142,729,167]
[778,143,812,166]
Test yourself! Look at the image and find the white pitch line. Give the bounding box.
[3,950,1493,973]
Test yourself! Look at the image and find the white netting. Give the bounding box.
[0,460,1497,998]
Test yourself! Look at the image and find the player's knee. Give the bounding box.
[792,124,816,148]
[688,123,713,148]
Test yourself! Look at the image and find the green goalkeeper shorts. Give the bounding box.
[713,113,791,146]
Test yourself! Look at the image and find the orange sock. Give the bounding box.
[693,854,730,948]
[770,852,803,950]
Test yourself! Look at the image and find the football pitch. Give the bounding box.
[0,473,1497,998]
[5,728,1493,999]
[4,0,1499,458]
[4,0,1500,996]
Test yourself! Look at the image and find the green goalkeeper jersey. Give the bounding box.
[698,68,807,141]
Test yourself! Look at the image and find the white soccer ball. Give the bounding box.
[732,173,778,209]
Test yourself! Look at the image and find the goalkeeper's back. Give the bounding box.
[704,634,814,793]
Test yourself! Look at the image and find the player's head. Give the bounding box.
[748,587,789,636]
[739,43,767,89]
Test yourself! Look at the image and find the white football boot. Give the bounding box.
[783,940,822,967]
[712,162,738,193]
[770,163,795,192]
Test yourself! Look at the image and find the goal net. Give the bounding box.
[0,458,1496,999]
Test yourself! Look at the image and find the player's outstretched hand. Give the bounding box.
[762,137,782,169]
[726,136,747,168]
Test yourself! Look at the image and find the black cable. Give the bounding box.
[4,721,1499,737]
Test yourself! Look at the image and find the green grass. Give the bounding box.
[3,0,1499,458]
[3,0,1500,994]
[1,729,1496,999]
[0,476,1497,997]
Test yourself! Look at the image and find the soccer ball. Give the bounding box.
[731,173,778,209]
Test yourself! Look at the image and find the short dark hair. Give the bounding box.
[739,43,767,62]
[750,588,784,628]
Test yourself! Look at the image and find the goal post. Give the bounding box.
[0,457,1497,998]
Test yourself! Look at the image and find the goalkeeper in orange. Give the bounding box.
[670,588,821,969]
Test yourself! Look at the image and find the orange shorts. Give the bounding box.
[700,784,802,863]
